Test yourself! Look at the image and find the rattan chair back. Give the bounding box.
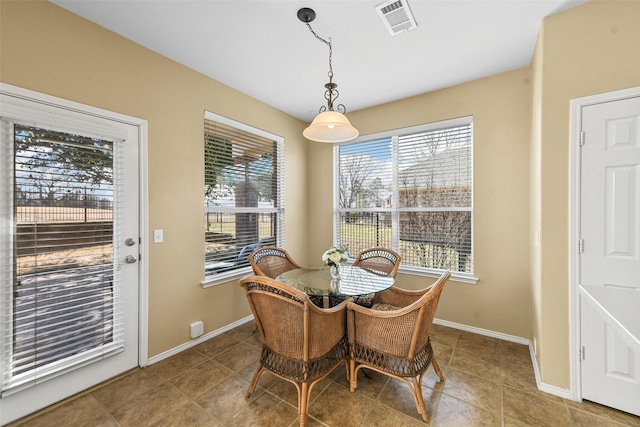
[239,275,350,427]
[248,246,303,278]
[346,271,450,422]
[352,247,401,277]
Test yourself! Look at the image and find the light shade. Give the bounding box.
[303,111,359,143]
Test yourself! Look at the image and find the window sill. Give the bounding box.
[398,267,479,285]
[201,266,252,288]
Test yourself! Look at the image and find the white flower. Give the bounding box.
[322,247,348,266]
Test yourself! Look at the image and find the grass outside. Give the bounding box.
[205,222,274,236]
[340,222,471,272]
[16,206,113,222]
[340,222,392,255]
[205,219,274,260]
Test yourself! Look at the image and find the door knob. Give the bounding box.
[125,255,137,264]
[125,238,136,246]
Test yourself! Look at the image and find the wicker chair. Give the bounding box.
[352,247,401,278]
[248,246,303,278]
[346,271,450,422]
[350,247,401,307]
[239,275,350,427]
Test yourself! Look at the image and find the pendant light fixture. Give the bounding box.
[298,7,359,143]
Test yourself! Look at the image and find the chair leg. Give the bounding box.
[246,365,264,398]
[349,359,358,392]
[411,376,429,422]
[299,382,309,427]
[431,355,445,381]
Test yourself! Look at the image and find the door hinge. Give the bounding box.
[579,345,585,360]
[579,238,584,253]
[580,131,585,146]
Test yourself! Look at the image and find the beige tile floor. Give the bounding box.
[9,322,640,427]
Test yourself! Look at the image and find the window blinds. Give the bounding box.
[337,119,473,273]
[0,124,123,395]
[337,138,395,252]
[204,115,284,280]
[397,124,472,272]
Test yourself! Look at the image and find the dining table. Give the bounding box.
[276,265,395,308]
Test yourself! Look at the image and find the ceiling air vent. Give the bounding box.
[375,0,417,36]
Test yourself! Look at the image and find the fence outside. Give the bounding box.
[16,206,113,223]
[339,211,472,272]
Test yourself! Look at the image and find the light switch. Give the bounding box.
[153,229,163,243]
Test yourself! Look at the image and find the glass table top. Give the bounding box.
[276,266,394,297]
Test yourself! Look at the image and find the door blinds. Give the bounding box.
[0,123,124,395]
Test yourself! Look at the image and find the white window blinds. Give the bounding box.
[203,112,284,282]
[336,117,473,275]
[1,123,124,395]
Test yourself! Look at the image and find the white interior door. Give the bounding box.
[579,95,640,416]
[0,87,141,425]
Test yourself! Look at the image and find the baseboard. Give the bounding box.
[433,318,530,345]
[434,318,576,401]
[526,343,574,400]
[145,315,254,366]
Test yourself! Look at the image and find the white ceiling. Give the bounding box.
[51,0,587,123]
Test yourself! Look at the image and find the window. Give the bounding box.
[335,116,474,280]
[203,112,284,284]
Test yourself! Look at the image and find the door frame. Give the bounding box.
[569,85,640,402]
[0,82,149,367]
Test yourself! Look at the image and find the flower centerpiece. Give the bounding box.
[322,247,348,279]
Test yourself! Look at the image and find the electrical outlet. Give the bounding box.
[190,321,204,338]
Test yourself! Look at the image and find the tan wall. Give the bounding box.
[529,25,545,377]
[308,69,534,339]
[0,1,309,357]
[531,1,640,388]
[306,141,336,263]
[4,0,638,394]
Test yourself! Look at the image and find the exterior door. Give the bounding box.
[0,86,141,425]
[579,95,640,416]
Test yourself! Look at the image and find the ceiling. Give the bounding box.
[51,0,587,123]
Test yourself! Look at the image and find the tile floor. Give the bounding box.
[8,322,640,427]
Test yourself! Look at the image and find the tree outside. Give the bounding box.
[337,126,472,272]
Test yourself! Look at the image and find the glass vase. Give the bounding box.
[330,264,341,280]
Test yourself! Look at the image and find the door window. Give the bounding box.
[2,125,122,393]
